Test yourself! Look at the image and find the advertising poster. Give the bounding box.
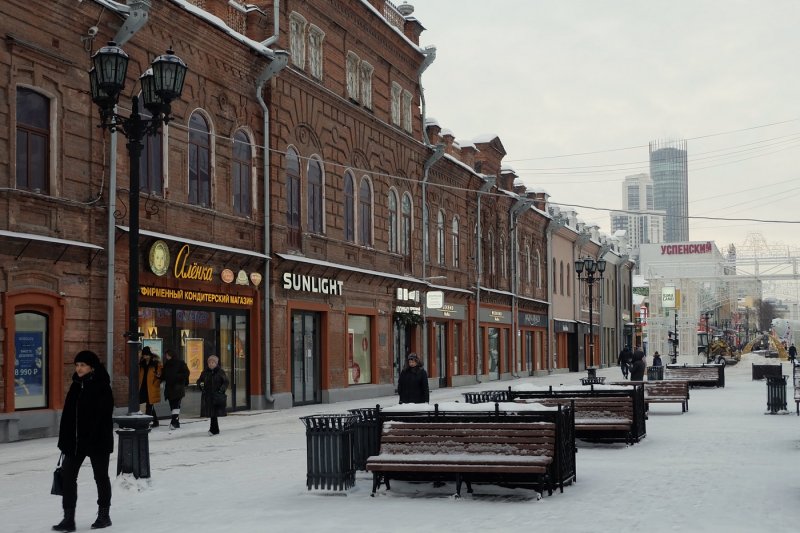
[185,338,204,383]
[15,331,44,397]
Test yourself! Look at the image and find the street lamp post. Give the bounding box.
[90,41,187,478]
[574,257,606,372]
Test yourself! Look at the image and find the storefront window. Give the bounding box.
[14,312,48,409]
[347,315,372,385]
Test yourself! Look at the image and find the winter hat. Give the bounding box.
[141,346,153,356]
[407,353,419,362]
[74,350,101,369]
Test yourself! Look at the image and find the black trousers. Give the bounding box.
[60,452,111,510]
[209,414,219,434]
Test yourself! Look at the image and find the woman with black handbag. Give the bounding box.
[53,350,114,531]
[196,354,229,436]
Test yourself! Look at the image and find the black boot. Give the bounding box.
[91,506,112,529]
[52,508,76,532]
[169,415,180,429]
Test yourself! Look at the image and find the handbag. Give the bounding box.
[51,453,64,496]
[212,391,227,408]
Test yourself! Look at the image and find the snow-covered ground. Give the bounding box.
[2,352,799,533]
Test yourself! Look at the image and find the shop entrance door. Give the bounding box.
[218,313,249,410]
[292,311,321,405]
[393,324,412,389]
[434,322,448,388]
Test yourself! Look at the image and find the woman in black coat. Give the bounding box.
[397,353,429,404]
[196,355,229,435]
[630,348,647,381]
[161,349,190,429]
[54,350,114,531]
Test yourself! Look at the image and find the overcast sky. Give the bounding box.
[409,0,800,255]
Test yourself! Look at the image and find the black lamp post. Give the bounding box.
[702,311,712,334]
[575,257,606,370]
[90,41,187,478]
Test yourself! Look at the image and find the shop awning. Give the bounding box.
[0,229,103,265]
[116,226,269,260]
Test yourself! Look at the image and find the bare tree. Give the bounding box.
[755,299,777,331]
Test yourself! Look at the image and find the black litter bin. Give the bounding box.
[765,375,787,414]
[647,366,664,381]
[300,414,357,490]
[587,367,598,378]
[347,407,382,471]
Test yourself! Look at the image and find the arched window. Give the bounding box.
[16,88,50,193]
[286,147,301,248]
[424,203,430,262]
[138,96,162,195]
[559,261,564,295]
[437,209,445,266]
[499,235,507,279]
[536,250,542,288]
[307,157,323,234]
[566,263,571,296]
[188,112,211,206]
[525,244,531,284]
[359,177,372,246]
[401,193,412,257]
[552,258,557,289]
[488,231,496,277]
[451,217,460,268]
[232,130,252,216]
[344,172,355,242]
[387,189,398,252]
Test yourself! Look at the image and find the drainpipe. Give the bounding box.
[420,145,445,368]
[509,198,534,378]
[255,8,289,405]
[417,46,437,145]
[474,177,495,382]
[104,0,152,380]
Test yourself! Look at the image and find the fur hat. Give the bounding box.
[407,353,419,362]
[74,350,101,369]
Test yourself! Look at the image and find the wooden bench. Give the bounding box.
[609,381,690,412]
[366,421,556,498]
[645,380,690,412]
[664,364,725,388]
[520,396,638,445]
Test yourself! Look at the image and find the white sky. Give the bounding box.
[409,1,800,253]
[2,353,800,532]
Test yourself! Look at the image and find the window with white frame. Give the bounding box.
[437,209,445,266]
[307,157,323,234]
[344,171,355,242]
[401,192,412,258]
[451,217,460,268]
[308,24,325,80]
[390,82,402,125]
[499,235,506,278]
[402,89,413,132]
[346,52,360,101]
[388,189,399,253]
[358,177,372,246]
[360,61,373,110]
[289,12,307,69]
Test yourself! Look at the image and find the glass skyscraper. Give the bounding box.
[649,140,688,242]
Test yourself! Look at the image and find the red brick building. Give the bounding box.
[0,0,631,441]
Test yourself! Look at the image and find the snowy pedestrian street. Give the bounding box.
[2,353,799,533]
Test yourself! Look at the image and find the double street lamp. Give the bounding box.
[90,41,187,477]
[574,257,606,369]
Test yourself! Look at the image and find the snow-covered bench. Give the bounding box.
[366,421,556,498]
[665,364,725,388]
[610,380,690,412]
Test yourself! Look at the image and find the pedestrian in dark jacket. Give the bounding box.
[618,346,633,378]
[161,349,189,429]
[630,347,646,381]
[53,350,114,532]
[397,353,429,404]
[138,346,162,427]
[196,355,229,436]
[788,344,797,362]
[652,351,663,367]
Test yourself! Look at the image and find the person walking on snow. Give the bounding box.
[138,346,162,427]
[197,355,229,435]
[618,346,633,379]
[161,349,189,429]
[397,353,429,404]
[53,350,114,532]
[630,346,647,381]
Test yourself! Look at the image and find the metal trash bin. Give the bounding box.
[299,414,357,490]
[347,407,381,471]
[647,366,664,381]
[587,367,598,378]
[766,375,787,414]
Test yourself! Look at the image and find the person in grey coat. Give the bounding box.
[196,355,229,435]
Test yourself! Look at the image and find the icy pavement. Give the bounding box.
[1,352,799,533]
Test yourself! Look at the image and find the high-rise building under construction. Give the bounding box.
[649,139,689,242]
